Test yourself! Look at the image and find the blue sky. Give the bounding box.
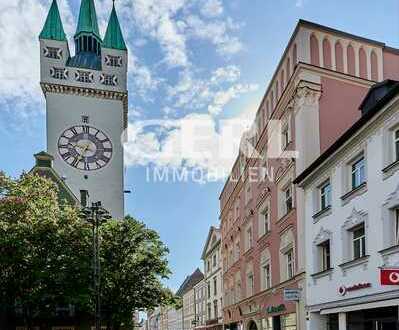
[0,0,398,291]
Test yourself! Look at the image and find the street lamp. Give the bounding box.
[80,201,112,330]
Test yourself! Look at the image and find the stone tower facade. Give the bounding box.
[39,0,128,219]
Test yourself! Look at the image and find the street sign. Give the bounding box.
[283,288,301,301]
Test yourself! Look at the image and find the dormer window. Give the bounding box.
[105,55,122,67]
[44,47,62,59]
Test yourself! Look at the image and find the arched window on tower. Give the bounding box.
[310,34,320,66]
[371,50,378,81]
[323,38,332,69]
[335,41,344,73]
[347,44,356,76]
[359,47,367,79]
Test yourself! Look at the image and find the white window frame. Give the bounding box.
[350,156,366,189]
[284,185,293,215]
[247,272,254,297]
[246,226,253,251]
[286,249,294,279]
[352,224,366,259]
[262,262,272,290]
[318,240,331,271]
[319,180,332,210]
[394,128,399,162]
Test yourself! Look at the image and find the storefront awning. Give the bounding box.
[320,298,399,315]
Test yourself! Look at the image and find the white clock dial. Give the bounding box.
[58,125,113,171]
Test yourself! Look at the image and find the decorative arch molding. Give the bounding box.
[359,47,368,79]
[383,183,399,209]
[335,40,344,73]
[310,34,320,66]
[323,38,332,69]
[347,44,356,76]
[342,207,368,231]
[313,227,332,245]
[370,50,378,81]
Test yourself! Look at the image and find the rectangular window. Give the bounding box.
[213,276,217,296]
[105,55,122,67]
[282,123,290,149]
[245,182,251,204]
[102,74,117,86]
[284,185,293,214]
[52,67,66,80]
[213,300,218,319]
[394,129,399,162]
[261,207,270,236]
[213,254,217,267]
[395,209,399,245]
[320,180,331,210]
[351,157,365,189]
[247,273,254,297]
[352,224,366,259]
[235,241,240,261]
[207,282,211,299]
[246,227,253,250]
[319,240,331,271]
[286,249,294,279]
[263,263,271,289]
[77,71,92,83]
[45,47,61,59]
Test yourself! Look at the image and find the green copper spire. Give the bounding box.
[39,0,67,41]
[102,3,127,50]
[75,0,101,40]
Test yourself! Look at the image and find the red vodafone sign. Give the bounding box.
[381,269,399,285]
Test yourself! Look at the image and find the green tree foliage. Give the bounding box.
[100,216,172,329]
[0,172,177,329]
[0,172,92,326]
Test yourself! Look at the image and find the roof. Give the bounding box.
[39,0,67,41]
[75,0,101,40]
[294,80,399,185]
[30,151,79,206]
[67,52,102,70]
[175,268,204,297]
[201,226,220,260]
[102,4,127,51]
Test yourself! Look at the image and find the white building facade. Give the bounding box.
[295,81,399,330]
[202,227,223,330]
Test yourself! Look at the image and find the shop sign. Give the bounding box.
[283,288,301,301]
[266,304,286,314]
[381,268,399,285]
[338,282,371,296]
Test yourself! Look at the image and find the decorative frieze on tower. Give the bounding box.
[39,0,128,219]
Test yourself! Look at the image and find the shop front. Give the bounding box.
[259,303,297,330]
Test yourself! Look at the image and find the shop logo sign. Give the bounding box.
[380,268,399,285]
[266,304,286,314]
[338,282,371,296]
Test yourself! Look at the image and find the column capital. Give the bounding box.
[294,85,322,108]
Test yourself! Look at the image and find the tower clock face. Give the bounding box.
[58,125,113,171]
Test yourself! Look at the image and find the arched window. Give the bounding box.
[310,34,320,66]
[359,47,367,79]
[286,57,291,81]
[371,50,378,81]
[347,44,356,76]
[323,38,332,69]
[335,41,344,73]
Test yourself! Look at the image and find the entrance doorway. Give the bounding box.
[248,321,258,330]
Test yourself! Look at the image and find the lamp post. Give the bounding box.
[80,201,112,330]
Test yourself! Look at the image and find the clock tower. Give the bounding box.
[39,0,128,219]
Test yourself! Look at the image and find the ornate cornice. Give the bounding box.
[40,82,129,129]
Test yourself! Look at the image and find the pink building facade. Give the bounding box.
[219,20,399,330]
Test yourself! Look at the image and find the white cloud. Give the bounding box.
[201,0,224,18]
[123,103,260,181]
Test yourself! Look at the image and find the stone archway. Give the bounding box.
[247,320,258,330]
